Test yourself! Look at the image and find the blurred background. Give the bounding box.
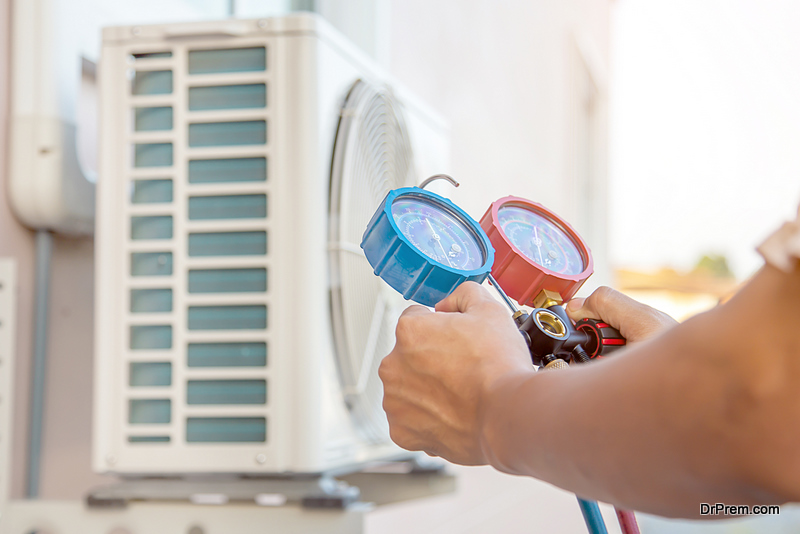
[0,0,799,533]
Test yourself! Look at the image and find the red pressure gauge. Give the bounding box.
[479,196,593,308]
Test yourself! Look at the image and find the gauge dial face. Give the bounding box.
[497,205,585,275]
[391,196,485,271]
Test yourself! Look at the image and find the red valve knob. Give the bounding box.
[575,318,627,358]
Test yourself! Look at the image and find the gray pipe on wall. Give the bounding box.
[26,229,53,498]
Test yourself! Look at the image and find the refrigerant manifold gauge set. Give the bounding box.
[360,176,626,368]
[360,175,637,534]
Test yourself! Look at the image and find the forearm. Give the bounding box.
[481,266,800,517]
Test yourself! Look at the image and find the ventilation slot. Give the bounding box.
[131,252,173,276]
[187,305,266,331]
[188,158,266,184]
[130,288,173,313]
[186,417,266,443]
[187,342,266,368]
[135,107,173,131]
[130,362,172,387]
[129,399,171,424]
[132,51,172,60]
[189,84,266,111]
[130,325,172,350]
[188,47,266,74]
[189,195,266,220]
[132,179,173,204]
[187,380,266,405]
[132,70,173,95]
[131,216,173,240]
[188,268,266,293]
[134,143,173,167]
[128,435,170,443]
[188,231,266,257]
[188,121,266,147]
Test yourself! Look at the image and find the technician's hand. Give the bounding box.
[379,282,533,465]
[566,286,677,343]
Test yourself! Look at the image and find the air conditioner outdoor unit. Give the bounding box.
[94,13,449,475]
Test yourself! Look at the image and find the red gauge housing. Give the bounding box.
[479,196,594,307]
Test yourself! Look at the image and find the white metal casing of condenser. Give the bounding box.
[94,14,449,475]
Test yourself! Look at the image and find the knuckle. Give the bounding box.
[395,314,419,340]
[592,285,614,303]
[378,353,402,384]
[381,394,394,415]
[388,426,414,450]
[656,310,678,326]
[456,281,485,301]
[377,358,390,382]
[460,281,481,293]
[389,431,406,449]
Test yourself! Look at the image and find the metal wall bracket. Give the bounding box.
[0,461,458,533]
[86,475,361,510]
[83,459,455,511]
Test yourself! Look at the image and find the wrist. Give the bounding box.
[478,368,540,475]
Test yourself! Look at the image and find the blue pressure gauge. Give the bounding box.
[361,187,494,307]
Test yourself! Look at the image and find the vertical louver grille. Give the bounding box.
[124,45,271,447]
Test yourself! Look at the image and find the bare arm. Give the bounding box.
[379,264,800,518]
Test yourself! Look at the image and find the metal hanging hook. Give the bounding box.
[419,174,460,190]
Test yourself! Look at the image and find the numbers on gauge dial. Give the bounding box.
[498,206,585,275]
[391,197,484,271]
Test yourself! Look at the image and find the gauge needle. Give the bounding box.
[534,227,544,265]
[426,218,454,267]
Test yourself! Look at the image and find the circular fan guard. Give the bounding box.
[329,80,416,442]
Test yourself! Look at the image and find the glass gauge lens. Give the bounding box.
[391,197,485,271]
[498,206,585,275]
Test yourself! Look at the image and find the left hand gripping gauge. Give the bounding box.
[361,187,494,307]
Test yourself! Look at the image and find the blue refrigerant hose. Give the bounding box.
[577,497,609,534]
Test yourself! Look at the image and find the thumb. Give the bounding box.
[434,281,492,313]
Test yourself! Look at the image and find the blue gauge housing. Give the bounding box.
[361,187,494,307]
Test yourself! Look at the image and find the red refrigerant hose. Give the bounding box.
[616,508,641,534]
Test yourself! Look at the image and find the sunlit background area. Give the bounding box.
[0,1,799,533]
[610,0,800,324]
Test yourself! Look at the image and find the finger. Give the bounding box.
[434,281,493,313]
[566,286,646,329]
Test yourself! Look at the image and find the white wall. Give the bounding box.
[1,0,41,500]
[1,0,236,501]
[387,0,613,288]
